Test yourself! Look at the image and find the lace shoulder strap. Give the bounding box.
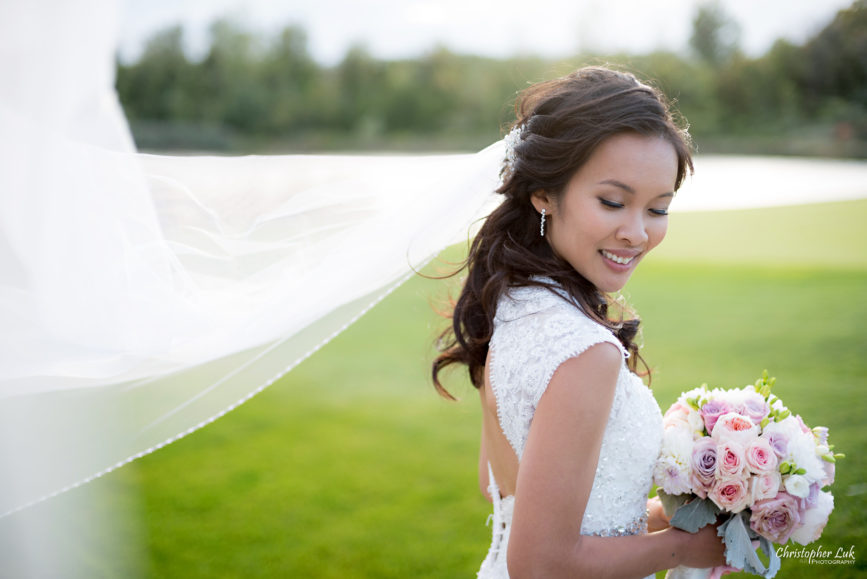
[489,285,625,460]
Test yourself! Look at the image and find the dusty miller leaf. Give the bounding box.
[719,512,767,576]
[656,490,689,519]
[758,535,781,578]
[670,497,720,533]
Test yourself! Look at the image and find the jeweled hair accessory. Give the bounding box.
[499,124,525,185]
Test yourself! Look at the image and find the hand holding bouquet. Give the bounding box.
[654,372,843,578]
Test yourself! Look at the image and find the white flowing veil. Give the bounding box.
[0,0,503,534]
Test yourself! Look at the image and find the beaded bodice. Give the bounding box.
[478,282,663,578]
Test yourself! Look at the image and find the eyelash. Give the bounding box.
[599,198,669,216]
[599,198,624,209]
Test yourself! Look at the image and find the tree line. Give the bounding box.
[116,0,866,156]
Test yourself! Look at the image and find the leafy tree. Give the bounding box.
[336,44,386,134]
[115,2,866,156]
[798,0,867,133]
[197,19,268,132]
[261,25,321,132]
[689,0,741,68]
[116,25,193,120]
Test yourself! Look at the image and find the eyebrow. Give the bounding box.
[598,179,674,198]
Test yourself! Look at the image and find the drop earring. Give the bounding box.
[540,208,546,237]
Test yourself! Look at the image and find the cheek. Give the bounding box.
[647,219,669,250]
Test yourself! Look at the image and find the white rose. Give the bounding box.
[790,491,834,545]
[751,472,781,502]
[784,474,811,498]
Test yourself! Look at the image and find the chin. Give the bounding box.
[595,275,632,293]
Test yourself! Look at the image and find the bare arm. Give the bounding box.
[506,343,725,578]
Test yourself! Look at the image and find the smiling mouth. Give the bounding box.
[601,250,638,265]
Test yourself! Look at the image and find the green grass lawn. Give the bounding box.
[86,200,867,577]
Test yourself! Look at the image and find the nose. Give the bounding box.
[616,210,649,246]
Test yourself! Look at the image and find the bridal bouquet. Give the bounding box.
[654,372,842,579]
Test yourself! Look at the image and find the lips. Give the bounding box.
[600,249,640,265]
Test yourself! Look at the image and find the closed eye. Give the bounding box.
[649,208,669,216]
[599,198,624,209]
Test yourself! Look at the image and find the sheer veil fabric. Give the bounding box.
[0,0,504,531]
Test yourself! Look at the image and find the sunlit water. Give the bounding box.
[672,155,867,212]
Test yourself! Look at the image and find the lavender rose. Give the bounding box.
[690,438,717,498]
[799,482,820,511]
[750,491,803,544]
[740,396,770,425]
[762,431,789,459]
[700,399,731,435]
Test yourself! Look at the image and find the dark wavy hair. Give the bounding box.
[432,66,694,399]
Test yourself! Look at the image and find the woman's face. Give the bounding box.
[532,133,678,293]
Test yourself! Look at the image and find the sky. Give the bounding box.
[118,0,854,65]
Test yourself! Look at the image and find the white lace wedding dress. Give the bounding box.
[477,281,664,579]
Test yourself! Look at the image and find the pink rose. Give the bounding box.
[664,403,705,438]
[745,438,778,474]
[790,490,834,545]
[700,399,731,435]
[665,402,691,420]
[709,476,750,513]
[750,472,781,503]
[716,440,746,479]
[750,491,803,544]
[690,438,717,498]
[663,411,689,431]
[712,412,759,442]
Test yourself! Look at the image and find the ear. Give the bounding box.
[530,190,552,215]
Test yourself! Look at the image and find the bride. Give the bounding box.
[432,67,727,577]
[1,2,720,576]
